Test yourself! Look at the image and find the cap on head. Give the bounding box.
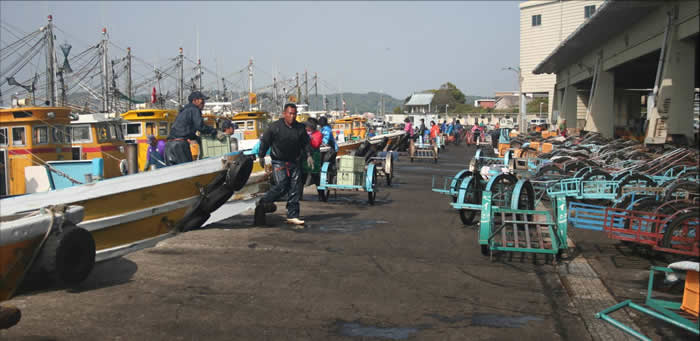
[188,91,209,103]
[304,118,318,129]
[219,120,234,130]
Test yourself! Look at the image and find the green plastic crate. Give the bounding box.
[200,135,231,158]
[338,155,365,172]
[337,171,364,187]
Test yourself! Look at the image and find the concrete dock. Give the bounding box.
[1,144,694,340]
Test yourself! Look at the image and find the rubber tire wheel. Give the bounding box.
[319,189,329,202]
[368,169,377,205]
[459,209,477,225]
[386,174,392,186]
[198,186,235,214]
[35,224,96,286]
[660,211,700,249]
[480,244,489,256]
[181,213,211,232]
[663,180,699,202]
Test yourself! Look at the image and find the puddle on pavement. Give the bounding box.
[312,220,387,233]
[470,314,543,328]
[425,313,467,324]
[335,320,426,340]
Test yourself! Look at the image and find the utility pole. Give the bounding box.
[304,70,309,105]
[272,76,277,109]
[178,47,184,107]
[248,57,254,111]
[296,73,301,104]
[45,15,57,106]
[100,27,109,112]
[126,47,132,110]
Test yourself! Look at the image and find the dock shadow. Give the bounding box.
[17,257,138,297]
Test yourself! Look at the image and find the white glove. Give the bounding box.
[306,156,314,169]
[215,131,227,141]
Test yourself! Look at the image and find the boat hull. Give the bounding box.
[1,153,267,264]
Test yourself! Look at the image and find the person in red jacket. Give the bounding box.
[302,118,323,195]
[429,121,440,145]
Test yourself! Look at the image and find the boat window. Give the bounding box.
[158,121,168,136]
[0,127,7,146]
[71,125,91,143]
[108,124,117,141]
[246,120,254,131]
[146,122,155,136]
[113,123,124,140]
[12,111,32,119]
[96,124,111,143]
[258,120,268,132]
[124,123,141,137]
[11,127,26,146]
[33,126,49,145]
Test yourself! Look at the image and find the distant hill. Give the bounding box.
[305,92,404,114]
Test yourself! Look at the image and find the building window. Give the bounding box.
[124,123,142,137]
[584,5,596,18]
[531,14,541,26]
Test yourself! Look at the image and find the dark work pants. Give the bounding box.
[165,140,193,166]
[260,160,301,218]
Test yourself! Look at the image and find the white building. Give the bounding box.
[520,0,604,125]
[404,93,434,114]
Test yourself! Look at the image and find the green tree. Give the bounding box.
[393,106,403,114]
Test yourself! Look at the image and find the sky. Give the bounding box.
[0,1,520,99]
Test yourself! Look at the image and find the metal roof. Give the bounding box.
[405,93,434,106]
[533,0,661,75]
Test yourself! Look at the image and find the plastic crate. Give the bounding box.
[681,270,699,317]
[338,155,365,172]
[337,171,364,187]
[200,135,231,158]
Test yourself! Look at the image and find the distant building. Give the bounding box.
[404,93,434,114]
[520,0,604,122]
[474,99,496,109]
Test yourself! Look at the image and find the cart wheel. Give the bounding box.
[368,168,377,205]
[459,209,477,225]
[318,189,328,202]
[386,174,392,186]
[480,245,489,256]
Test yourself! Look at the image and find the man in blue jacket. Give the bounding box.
[165,91,225,165]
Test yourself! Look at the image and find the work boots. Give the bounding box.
[254,201,276,226]
[0,305,21,330]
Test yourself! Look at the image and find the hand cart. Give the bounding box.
[317,161,378,205]
[409,137,438,163]
[367,152,394,186]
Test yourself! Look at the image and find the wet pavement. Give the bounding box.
[0,143,690,340]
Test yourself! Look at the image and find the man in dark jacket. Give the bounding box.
[255,103,313,227]
[165,91,224,165]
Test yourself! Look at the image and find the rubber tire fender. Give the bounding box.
[224,155,254,191]
[34,224,96,286]
[663,180,700,202]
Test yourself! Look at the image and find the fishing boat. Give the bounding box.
[120,108,177,170]
[0,205,89,301]
[230,110,270,150]
[333,116,368,141]
[69,113,128,178]
[0,105,73,196]
[1,151,265,265]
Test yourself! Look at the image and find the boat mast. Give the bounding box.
[100,27,110,112]
[295,73,300,105]
[45,15,57,106]
[248,57,253,111]
[313,73,318,110]
[126,47,132,110]
[197,59,202,91]
[178,47,184,107]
